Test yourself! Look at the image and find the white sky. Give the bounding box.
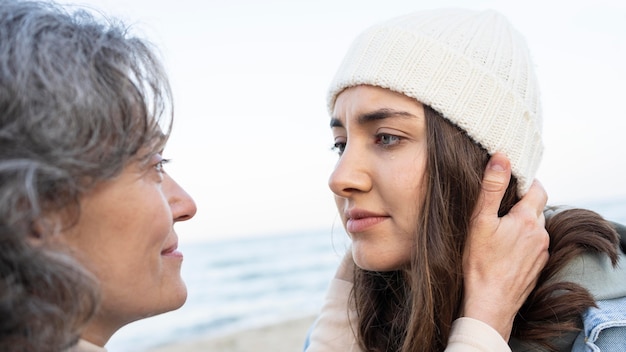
[60,0,626,242]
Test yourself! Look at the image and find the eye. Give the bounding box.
[155,157,171,173]
[331,141,346,156]
[375,133,401,147]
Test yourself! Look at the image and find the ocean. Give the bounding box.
[106,198,626,351]
[105,227,350,351]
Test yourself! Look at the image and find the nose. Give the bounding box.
[164,174,197,222]
[328,144,372,198]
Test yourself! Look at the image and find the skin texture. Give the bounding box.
[329,86,427,271]
[56,153,197,346]
[329,85,549,341]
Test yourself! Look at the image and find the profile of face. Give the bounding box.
[56,152,197,343]
[329,85,427,272]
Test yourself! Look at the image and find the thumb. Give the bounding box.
[473,153,512,220]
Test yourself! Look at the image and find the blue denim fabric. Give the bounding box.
[302,323,312,351]
[572,297,626,351]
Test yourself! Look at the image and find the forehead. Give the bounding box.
[331,85,425,126]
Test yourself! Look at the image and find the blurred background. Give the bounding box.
[60,0,626,242]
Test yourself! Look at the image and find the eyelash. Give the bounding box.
[375,133,401,147]
[331,142,346,156]
[331,133,402,156]
[155,158,171,173]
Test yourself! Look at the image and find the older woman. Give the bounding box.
[0,1,196,351]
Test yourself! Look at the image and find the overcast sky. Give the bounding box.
[60,0,626,242]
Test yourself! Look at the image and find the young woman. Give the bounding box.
[306,9,626,352]
[0,1,196,351]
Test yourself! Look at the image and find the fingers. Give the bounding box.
[472,153,512,220]
[513,179,548,218]
[462,154,550,340]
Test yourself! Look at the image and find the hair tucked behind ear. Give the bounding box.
[351,105,620,352]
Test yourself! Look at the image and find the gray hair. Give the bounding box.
[0,0,174,349]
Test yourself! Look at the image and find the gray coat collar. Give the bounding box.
[543,207,626,300]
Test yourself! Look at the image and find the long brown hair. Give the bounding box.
[352,105,619,351]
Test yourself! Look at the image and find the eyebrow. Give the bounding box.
[330,108,417,128]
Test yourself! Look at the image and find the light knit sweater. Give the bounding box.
[306,278,511,352]
[69,339,107,352]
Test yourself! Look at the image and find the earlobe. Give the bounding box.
[27,219,48,246]
[29,215,66,246]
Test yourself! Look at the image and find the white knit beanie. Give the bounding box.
[328,9,543,195]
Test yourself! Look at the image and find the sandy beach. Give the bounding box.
[146,315,316,352]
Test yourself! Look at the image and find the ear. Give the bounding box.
[28,215,66,246]
[28,219,49,246]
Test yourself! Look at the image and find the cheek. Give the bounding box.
[391,158,426,201]
[139,205,172,246]
[389,157,426,230]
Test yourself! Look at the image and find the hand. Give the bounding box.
[461,153,549,341]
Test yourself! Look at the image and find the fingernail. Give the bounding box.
[489,159,506,172]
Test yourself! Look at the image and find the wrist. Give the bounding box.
[460,298,514,341]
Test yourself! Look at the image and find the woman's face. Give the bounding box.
[329,85,427,272]
[58,153,196,343]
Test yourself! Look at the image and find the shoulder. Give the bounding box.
[545,211,626,300]
[536,208,626,351]
[555,212,626,351]
[543,206,626,299]
[555,246,626,300]
[572,222,626,351]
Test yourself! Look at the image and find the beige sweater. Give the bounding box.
[69,340,107,352]
[306,279,511,352]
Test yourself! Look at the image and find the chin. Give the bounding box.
[354,261,401,272]
[169,280,188,310]
[154,279,188,316]
[352,247,405,272]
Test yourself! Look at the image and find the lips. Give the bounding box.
[161,241,182,258]
[345,209,389,233]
